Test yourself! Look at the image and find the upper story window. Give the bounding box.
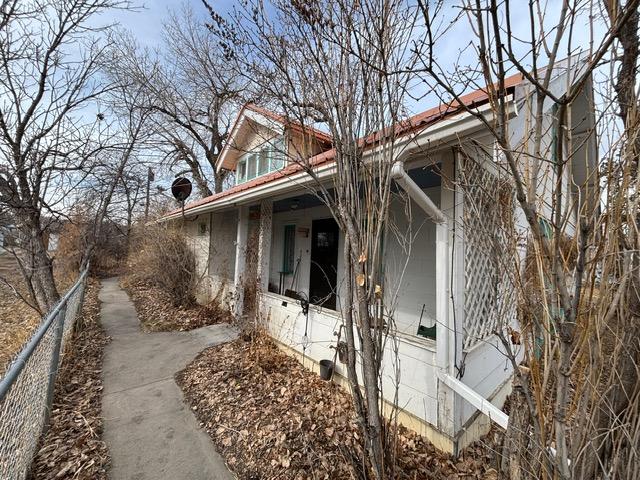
[236,136,286,185]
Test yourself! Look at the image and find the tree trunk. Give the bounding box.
[342,237,368,422]
[502,369,533,480]
[213,169,225,194]
[24,217,59,311]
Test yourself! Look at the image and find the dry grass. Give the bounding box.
[0,253,80,376]
[55,218,127,279]
[126,224,197,307]
[121,223,232,332]
[0,254,41,374]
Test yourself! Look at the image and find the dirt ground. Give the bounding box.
[31,278,110,480]
[120,276,233,332]
[177,337,503,480]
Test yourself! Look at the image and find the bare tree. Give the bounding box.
[208,1,424,477]
[0,0,133,312]
[72,42,158,270]
[415,1,640,478]
[120,165,146,239]
[114,3,242,197]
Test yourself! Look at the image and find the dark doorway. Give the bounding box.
[309,218,339,310]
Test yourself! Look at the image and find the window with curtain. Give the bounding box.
[258,149,269,175]
[237,161,247,183]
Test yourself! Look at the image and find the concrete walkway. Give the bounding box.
[99,278,236,480]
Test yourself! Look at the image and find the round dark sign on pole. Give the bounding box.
[171,177,192,202]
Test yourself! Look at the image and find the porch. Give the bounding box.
[194,149,512,453]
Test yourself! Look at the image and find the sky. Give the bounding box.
[89,0,614,197]
[96,0,232,47]
[97,0,609,115]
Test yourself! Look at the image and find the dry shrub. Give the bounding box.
[127,223,196,307]
[196,301,234,326]
[56,217,127,279]
[91,221,127,277]
[54,221,85,283]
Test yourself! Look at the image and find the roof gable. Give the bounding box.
[216,104,332,172]
[216,106,285,172]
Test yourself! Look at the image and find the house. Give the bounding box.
[163,61,597,454]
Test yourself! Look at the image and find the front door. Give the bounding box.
[309,218,339,310]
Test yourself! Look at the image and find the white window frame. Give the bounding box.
[236,136,286,185]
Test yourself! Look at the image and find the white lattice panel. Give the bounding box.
[462,160,510,349]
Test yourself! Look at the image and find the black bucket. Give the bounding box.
[319,359,334,381]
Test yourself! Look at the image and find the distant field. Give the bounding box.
[0,254,40,374]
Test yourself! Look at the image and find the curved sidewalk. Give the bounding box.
[99,278,236,480]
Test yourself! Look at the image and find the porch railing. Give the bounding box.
[0,268,89,480]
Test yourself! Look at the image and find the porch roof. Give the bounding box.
[163,73,523,220]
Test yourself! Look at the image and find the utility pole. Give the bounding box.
[145,167,154,220]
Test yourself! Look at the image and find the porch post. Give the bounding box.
[436,153,457,441]
[450,150,466,438]
[435,220,453,436]
[233,205,249,318]
[452,150,465,356]
[257,199,273,293]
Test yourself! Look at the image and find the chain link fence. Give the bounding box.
[0,268,89,480]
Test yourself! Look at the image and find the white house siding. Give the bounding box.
[261,182,446,438]
[238,121,280,157]
[384,187,440,336]
[449,95,592,441]
[448,68,597,437]
[183,216,213,303]
[288,131,328,163]
[260,292,440,429]
[267,186,441,338]
[456,335,513,432]
[508,68,594,240]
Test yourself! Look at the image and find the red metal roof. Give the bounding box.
[242,103,333,145]
[166,73,523,218]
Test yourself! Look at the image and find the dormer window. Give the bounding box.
[236,136,286,185]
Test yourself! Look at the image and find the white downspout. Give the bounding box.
[390,162,445,224]
[233,205,249,318]
[391,158,454,435]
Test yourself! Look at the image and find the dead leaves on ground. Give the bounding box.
[120,276,232,332]
[31,278,111,480]
[177,337,503,480]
